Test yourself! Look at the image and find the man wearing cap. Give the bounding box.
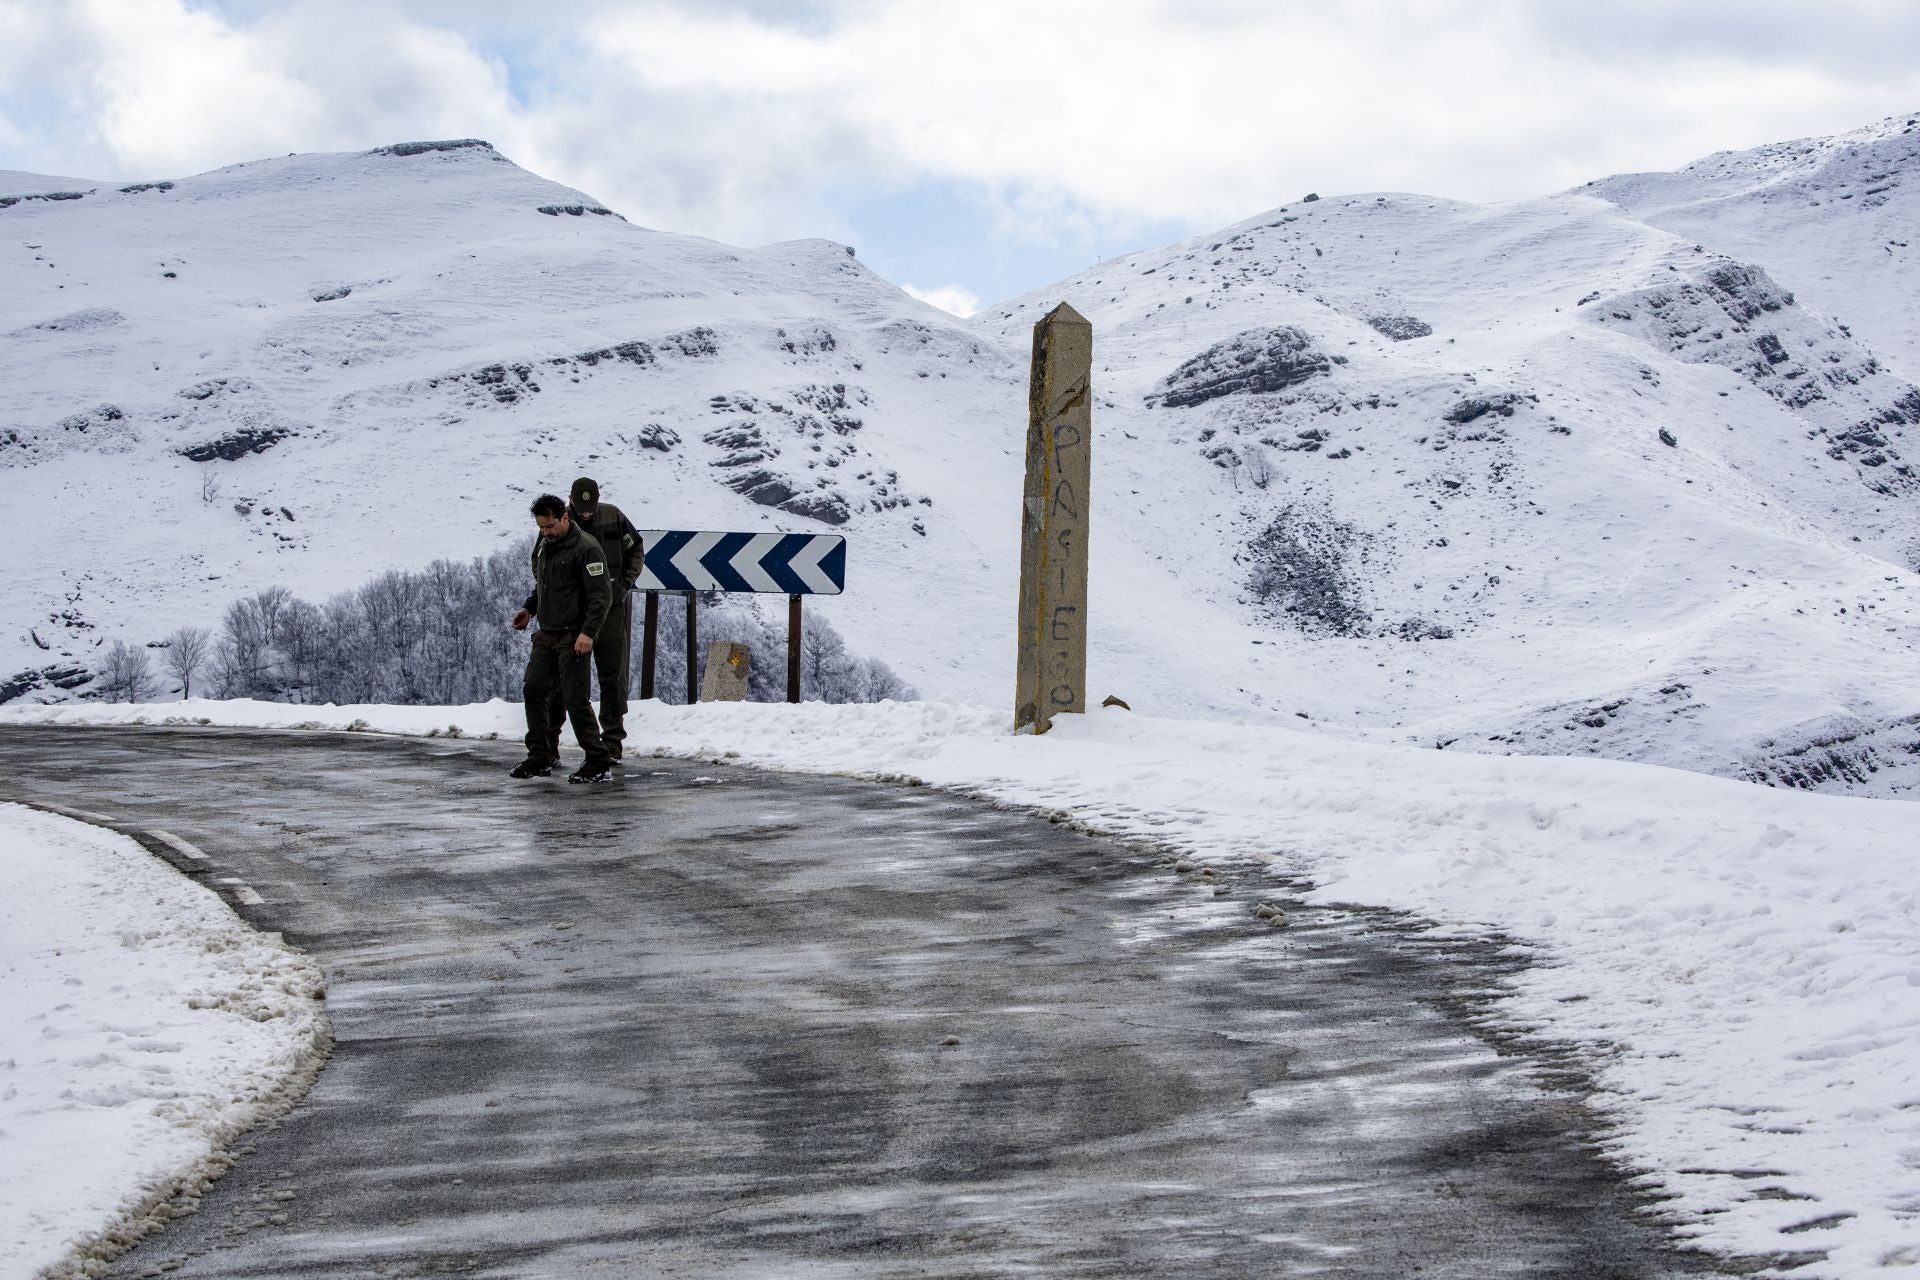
[546,476,645,761]
[510,493,615,784]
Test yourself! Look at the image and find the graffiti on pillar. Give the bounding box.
[1015,303,1092,734]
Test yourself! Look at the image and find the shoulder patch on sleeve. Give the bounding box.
[586,561,606,576]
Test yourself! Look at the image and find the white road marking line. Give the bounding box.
[214,876,266,906]
[37,801,118,824]
[148,829,210,862]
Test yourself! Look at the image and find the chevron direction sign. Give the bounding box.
[635,530,846,595]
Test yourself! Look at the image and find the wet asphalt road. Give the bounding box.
[1,726,1721,1279]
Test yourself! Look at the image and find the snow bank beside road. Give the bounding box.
[0,805,328,1280]
[4,699,1918,1273]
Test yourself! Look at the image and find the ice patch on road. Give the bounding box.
[4,698,1920,1271]
[0,803,329,1279]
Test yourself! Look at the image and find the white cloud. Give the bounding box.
[0,0,518,179]
[1,0,1917,276]
[578,0,1920,229]
[900,282,980,318]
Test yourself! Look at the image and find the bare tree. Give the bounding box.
[199,463,222,506]
[163,626,211,699]
[187,551,914,710]
[1242,444,1276,491]
[253,585,293,647]
[98,640,157,703]
[216,597,270,697]
[278,600,323,700]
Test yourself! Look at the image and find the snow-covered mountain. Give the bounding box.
[1,140,1024,701]
[6,118,1920,795]
[980,111,1920,795]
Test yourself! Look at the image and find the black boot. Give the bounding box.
[568,759,614,785]
[509,758,554,779]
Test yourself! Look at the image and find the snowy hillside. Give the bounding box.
[983,135,1920,795]
[7,124,1920,795]
[0,140,1025,705]
[1586,111,1920,376]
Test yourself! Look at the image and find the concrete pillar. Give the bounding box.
[700,640,750,703]
[1014,302,1092,734]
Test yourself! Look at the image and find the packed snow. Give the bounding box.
[5,698,1918,1274]
[0,802,328,1280]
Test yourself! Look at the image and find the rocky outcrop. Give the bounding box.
[0,663,91,704]
[1149,327,1343,408]
[536,204,621,219]
[701,384,919,526]
[1240,505,1374,636]
[0,190,88,210]
[371,139,498,158]
[1591,258,1920,491]
[416,327,719,408]
[179,428,291,462]
[1367,314,1433,341]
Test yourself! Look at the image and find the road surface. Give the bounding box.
[0,726,1722,1278]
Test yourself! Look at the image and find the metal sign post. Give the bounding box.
[633,530,847,705]
[685,591,699,705]
[639,591,659,701]
[787,594,802,705]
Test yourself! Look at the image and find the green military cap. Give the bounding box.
[570,476,599,509]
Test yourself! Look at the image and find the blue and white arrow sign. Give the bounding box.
[635,530,846,595]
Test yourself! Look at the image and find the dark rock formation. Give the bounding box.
[0,663,91,704]
[1367,314,1433,341]
[1150,326,1339,408]
[627,424,680,453]
[372,139,497,158]
[1592,258,1920,491]
[179,428,291,462]
[1443,395,1524,425]
[537,204,620,218]
[1243,505,1372,636]
[472,363,538,404]
[0,190,88,210]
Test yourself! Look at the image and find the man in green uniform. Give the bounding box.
[509,493,615,784]
[544,476,644,761]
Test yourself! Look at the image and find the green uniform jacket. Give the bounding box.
[570,500,644,588]
[522,523,612,637]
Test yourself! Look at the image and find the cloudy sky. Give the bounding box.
[3,0,1918,313]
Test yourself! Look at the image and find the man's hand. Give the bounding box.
[573,633,594,656]
[511,609,531,631]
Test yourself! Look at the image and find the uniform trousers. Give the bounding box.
[545,591,629,759]
[524,629,609,767]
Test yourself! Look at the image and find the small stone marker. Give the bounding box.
[1014,302,1093,734]
[700,640,750,702]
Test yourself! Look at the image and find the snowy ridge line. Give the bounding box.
[0,801,333,1280]
[4,698,1919,1271]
